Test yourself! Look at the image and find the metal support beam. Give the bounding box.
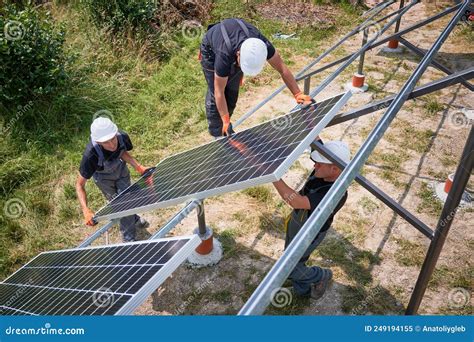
[233,0,396,128]
[298,3,461,81]
[329,67,474,126]
[305,0,418,100]
[197,200,207,235]
[78,219,118,248]
[358,28,369,75]
[406,126,474,314]
[399,37,474,91]
[238,0,470,315]
[363,0,395,18]
[150,200,200,240]
[395,0,406,33]
[303,77,311,95]
[312,142,434,239]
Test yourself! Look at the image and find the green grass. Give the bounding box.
[429,264,473,290]
[358,196,379,215]
[316,234,380,287]
[393,238,426,267]
[423,98,445,117]
[341,284,404,315]
[416,182,443,216]
[242,185,274,205]
[0,0,361,280]
[388,119,435,154]
[367,150,409,188]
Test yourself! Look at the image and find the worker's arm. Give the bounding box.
[75,173,96,226]
[214,74,232,135]
[121,151,148,175]
[267,51,301,96]
[272,179,311,210]
[268,51,314,106]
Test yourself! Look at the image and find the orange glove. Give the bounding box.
[221,114,235,136]
[136,165,155,187]
[294,92,316,108]
[83,208,97,226]
[135,165,149,175]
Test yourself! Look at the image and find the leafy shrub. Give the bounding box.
[0,4,69,107]
[80,0,213,60]
[81,0,158,35]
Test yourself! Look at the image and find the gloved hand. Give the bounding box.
[135,165,150,176]
[221,114,235,136]
[83,208,97,226]
[294,92,316,108]
[136,165,155,187]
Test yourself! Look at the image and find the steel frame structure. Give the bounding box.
[79,0,473,316]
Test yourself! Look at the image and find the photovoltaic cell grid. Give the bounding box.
[94,92,352,222]
[0,235,200,315]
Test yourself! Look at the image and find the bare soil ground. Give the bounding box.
[86,1,473,315]
[256,2,337,28]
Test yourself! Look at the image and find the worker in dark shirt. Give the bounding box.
[272,139,350,299]
[76,117,151,242]
[200,18,314,138]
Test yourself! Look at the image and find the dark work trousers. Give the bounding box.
[201,65,243,137]
[285,209,329,296]
[93,161,139,242]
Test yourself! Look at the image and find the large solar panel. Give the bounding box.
[0,235,200,315]
[94,92,352,222]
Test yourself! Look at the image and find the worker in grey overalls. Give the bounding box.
[273,139,350,299]
[199,18,315,137]
[76,117,150,242]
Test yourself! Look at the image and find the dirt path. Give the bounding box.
[129,1,472,316]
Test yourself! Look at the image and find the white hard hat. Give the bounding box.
[311,141,351,164]
[240,38,268,76]
[91,117,118,143]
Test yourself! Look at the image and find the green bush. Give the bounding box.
[0,4,69,108]
[80,0,213,60]
[81,0,157,35]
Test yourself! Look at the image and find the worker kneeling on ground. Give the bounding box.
[200,18,314,138]
[76,117,151,242]
[272,138,350,299]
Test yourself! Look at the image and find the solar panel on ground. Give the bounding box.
[94,92,352,222]
[0,235,200,315]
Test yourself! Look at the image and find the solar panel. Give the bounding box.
[0,235,200,315]
[94,92,352,222]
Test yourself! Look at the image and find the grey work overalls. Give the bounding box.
[284,183,332,296]
[92,134,139,242]
[200,19,249,137]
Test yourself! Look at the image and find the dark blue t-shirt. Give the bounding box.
[201,18,276,77]
[79,131,133,179]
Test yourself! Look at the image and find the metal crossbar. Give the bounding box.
[239,0,472,315]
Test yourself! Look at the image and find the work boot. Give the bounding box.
[310,268,333,300]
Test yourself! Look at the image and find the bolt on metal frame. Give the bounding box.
[78,0,472,316]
